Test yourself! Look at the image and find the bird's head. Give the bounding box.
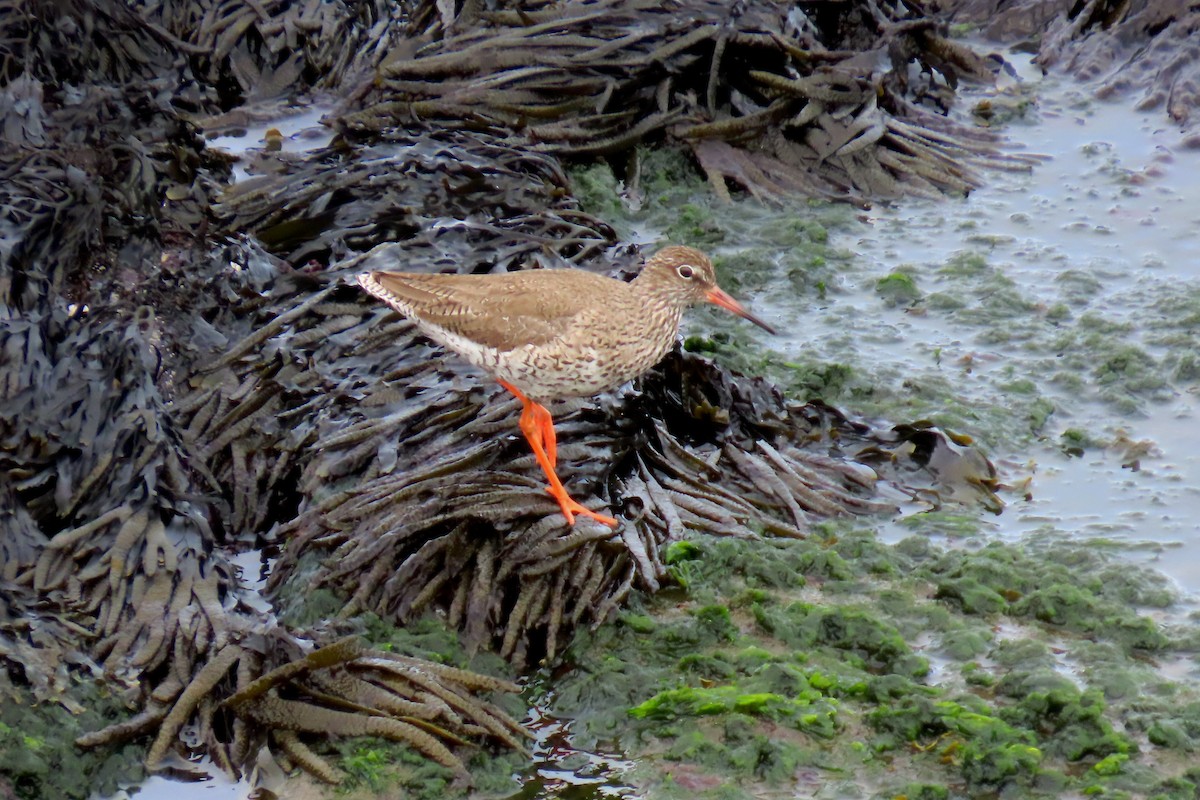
[639,245,776,334]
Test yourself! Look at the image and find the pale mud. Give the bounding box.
[746,49,1200,598]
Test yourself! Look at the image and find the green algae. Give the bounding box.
[1151,774,1200,800]
[997,680,1132,761]
[664,540,704,564]
[1061,426,1102,454]
[667,204,726,248]
[899,783,951,800]
[928,253,1179,420]
[754,603,930,679]
[541,529,1198,799]
[876,271,922,307]
[871,696,1048,787]
[0,682,145,800]
[914,540,1176,654]
[892,515,984,542]
[330,735,523,799]
[661,720,834,784]
[629,685,838,739]
[940,629,993,661]
[336,738,450,795]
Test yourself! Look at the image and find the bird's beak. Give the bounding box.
[705,287,777,335]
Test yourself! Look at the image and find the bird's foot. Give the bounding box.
[546,486,618,527]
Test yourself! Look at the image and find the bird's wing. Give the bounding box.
[358,269,614,351]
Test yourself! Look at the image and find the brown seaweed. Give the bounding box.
[337,0,1039,202]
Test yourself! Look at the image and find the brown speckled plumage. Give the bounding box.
[357,245,774,527]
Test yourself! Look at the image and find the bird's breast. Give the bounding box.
[489,310,681,400]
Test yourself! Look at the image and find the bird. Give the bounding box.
[356,245,776,528]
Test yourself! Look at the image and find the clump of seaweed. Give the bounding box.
[0,2,531,790]
[212,129,614,267]
[0,0,221,311]
[186,259,991,672]
[338,0,1037,202]
[81,634,529,784]
[0,298,526,786]
[1,303,225,684]
[130,0,412,111]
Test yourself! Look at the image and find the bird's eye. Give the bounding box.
[677,265,695,279]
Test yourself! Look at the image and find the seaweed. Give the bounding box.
[339,0,1039,202]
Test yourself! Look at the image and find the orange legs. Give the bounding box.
[498,380,617,527]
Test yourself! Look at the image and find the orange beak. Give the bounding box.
[705,287,776,335]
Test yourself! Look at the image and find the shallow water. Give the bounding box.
[514,699,639,799]
[104,768,247,800]
[204,105,333,183]
[753,51,1200,598]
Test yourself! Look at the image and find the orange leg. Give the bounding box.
[500,380,558,467]
[531,403,557,471]
[497,381,617,527]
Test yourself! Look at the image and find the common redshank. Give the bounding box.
[357,245,775,527]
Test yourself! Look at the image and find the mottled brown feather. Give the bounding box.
[364,269,619,351]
